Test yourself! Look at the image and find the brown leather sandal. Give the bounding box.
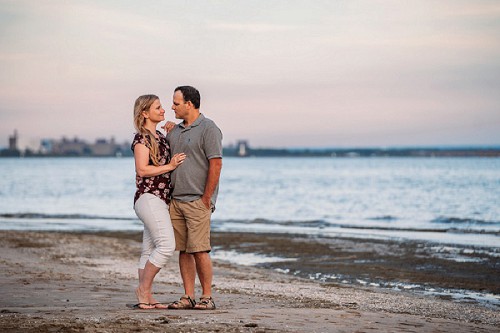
[167,295,196,309]
[194,296,216,310]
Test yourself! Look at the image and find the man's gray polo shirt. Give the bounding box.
[167,113,223,207]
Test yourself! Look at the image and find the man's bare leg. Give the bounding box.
[194,252,213,297]
[179,251,196,299]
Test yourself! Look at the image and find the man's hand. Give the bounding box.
[201,158,222,211]
[201,195,211,210]
[162,121,176,133]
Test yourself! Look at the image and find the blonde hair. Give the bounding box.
[133,94,161,166]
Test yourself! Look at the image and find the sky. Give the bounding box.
[1,0,499,149]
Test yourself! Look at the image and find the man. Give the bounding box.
[165,86,223,310]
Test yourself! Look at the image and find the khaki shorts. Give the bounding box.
[169,198,212,253]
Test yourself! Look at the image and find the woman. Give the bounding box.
[130,94,186,309]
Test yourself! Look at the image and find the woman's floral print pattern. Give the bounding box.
[131,131,172,205]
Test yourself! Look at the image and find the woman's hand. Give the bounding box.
[163,121,176,133]
[169,153,186,169]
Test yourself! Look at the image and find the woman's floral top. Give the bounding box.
[131,131,172,205]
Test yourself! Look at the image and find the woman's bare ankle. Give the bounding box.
[135,287,150,301]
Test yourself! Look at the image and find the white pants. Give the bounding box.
[134,193,175,269]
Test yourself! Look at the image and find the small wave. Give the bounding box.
[281,220,331,228]
[254,218,330,228]
[0,213,137,221]
[368,215,399,221]
[215,218,332,228]
[212,218,500,235]
[431,217,500,226]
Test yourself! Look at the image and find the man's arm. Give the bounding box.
[201,158,222,209]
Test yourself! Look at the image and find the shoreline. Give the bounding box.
[211,231,500,304]
[2,215,499,249]
[80,229,500,305]
[1,230,499,332]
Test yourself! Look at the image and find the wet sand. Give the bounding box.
[0,230,498,332]
[211,232,500,296]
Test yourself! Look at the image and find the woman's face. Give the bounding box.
[144,99,165,123]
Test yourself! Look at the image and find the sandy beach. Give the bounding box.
[0,230,498,333]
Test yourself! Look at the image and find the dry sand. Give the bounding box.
[0,230,498,332]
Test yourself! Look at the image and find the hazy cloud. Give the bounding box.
[0,0,499,148]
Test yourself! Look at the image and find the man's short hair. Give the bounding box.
[175,86,201,109]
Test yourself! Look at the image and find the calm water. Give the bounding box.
[2,156,499,306]
[0,157,499,249]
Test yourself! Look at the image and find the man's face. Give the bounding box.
[172,90,188,120]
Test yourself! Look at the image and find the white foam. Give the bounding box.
[211,249,297,266]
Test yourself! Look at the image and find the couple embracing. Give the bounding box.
[130,86,222,310]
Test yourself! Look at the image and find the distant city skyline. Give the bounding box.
[2,129,499,152]
[3,130,499,158]
[1,1,500,148]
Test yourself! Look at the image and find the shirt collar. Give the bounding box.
[179,113,205,129]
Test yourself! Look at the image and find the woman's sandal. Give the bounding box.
[150,302,168,309]
[126,302,154,310]
[194,296,216,310]
[167,295,196,309]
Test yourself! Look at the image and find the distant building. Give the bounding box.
[91,137,119,156]
[0,130,21,157]
[51,137,88,156]
[9,130,18,151]
[40,139,53,154]
[223,140,252,157]
[36,136,131,157]
[237,140,249,157]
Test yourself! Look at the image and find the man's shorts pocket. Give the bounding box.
[195,198,212,211]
